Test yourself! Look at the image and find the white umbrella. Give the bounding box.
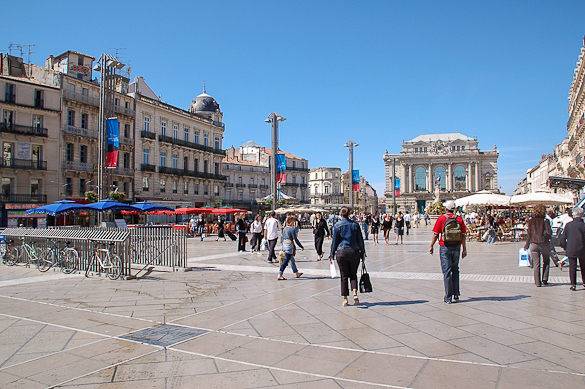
[454,192,511,207]
[510,192,574,206]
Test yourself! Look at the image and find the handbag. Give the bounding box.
[359,259,373,293]
[329,261,337,278]
[518,248,531,267]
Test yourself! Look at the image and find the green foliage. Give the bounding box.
[426,201,445,215]
[108,191,126,201]
[84,191,98,203]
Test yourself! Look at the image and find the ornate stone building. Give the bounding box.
[566,37,585,179]
[309,167,343,206]
[222,146,270,209]
[383,133,499,212]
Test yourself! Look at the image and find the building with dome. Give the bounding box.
[383,133,499,213]
[129,77,226,207]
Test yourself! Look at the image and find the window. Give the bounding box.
[172,123,178,140]
[324,185,330,194]
[143,148,150,165]
[203,160,208,173]
[124,123,130,138]
[160,151,166,167]
[65,177,73,196]
[214,136,221,149]
[194,158,199,172]
[82,88,88,96]
[77,56,84,66]
[4,83,15,103]
[415,167,427,191]
[172,180,178,194]
[172,154,178,169]
[34,90,44,108]
[125,101,130,109]
[79,178,86,195]
[194,130,200,144]
[32,115,43,129]
[3,143,14,165]
[214,162,219,175]
[160,119,167,136]
[194,183,199,195]
[203,132,209,147]
[144,115,151,132]
[142,176,149,191]
[81,113,88,129]
[32,145,42,165]
[2,110,14,125]
[433,166,447,191]
[66,143,74,162]
[123,182,129,195]
[1,177,12,195]
[184,126,190,142]
[461,145,465,151]
[454,165,466,191]
[123,153,130,169]
[183,181,189,194]
[160,178,166,193]
[214,185,219,196]
[114,97,119,106]
[31,178,40,196]
[80,145,88,163]
[203,184,209,195]
[238,176,242,184]
[67,110,75,126]
[292,160,296,169]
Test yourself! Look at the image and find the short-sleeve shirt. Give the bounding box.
[264,217,280,240]
[433,212,467,247]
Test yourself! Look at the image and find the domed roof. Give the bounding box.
[190,86,220,113]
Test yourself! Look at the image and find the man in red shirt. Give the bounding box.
[429,200,467,304]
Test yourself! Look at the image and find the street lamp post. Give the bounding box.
[344,140,358,209]
[392,157,397,214]
[265,113,286,211]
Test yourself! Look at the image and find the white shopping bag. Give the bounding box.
[518,248,531,267]
[329,261,338,278]
[260,238,267,251]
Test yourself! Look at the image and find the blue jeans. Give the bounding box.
[279,253,298,274]
[440,245,460,301]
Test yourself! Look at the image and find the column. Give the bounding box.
[404,164,410,193]
[447,163,452,192]
[467,162,472,191]
[428,163,432,191]
[475,162,480,191]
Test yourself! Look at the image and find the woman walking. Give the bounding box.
[313,212,330,261]
[236,215,248,252]
[382,214,393,244]
[524,205,552,287]
[278,216,304,280]
[371,213,380,244]
[216,217,226,242]
[250,215,263,252]
[330,207,366,306]
[395,212,405,245]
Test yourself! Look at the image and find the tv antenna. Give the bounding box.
[8,43,35,63]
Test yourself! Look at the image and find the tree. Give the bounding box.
[109,191,126,202]
[85,190,98,203]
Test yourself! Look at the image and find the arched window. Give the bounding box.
[434,166,447,191]
[453,165,466,191]
[415,167,427,191]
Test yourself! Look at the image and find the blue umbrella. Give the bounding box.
[85,199,135,212]
[25,200,91,216]
[129,201,173,212]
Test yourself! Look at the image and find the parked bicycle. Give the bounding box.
[38,240,79,274]
[3,237,45,267]
[85,240,122,280]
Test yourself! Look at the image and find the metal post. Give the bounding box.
[97,55,106,224]
[345,140,358,209]
[392,157,397,215]
[266,113,285,212]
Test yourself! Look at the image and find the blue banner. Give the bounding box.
[276,153,286,173]
[106,118,120,149]
[352,169,360,184]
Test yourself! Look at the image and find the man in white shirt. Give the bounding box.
[250,215,264,252]
[404,211,412,235]
[264,211,280,263]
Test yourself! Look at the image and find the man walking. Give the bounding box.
[264,211,280,263]
[560,207,585,291]
[429,200,467,304]
[404,211,412,235]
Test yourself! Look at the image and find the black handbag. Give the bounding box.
[359,259,373,293]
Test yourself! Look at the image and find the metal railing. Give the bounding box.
[158,166,227,181]
[63,160,94,172]
[63,89,100,107]
[158,134,226,156]
[141,130,157,140]
[0,193,47,203]
[0,122,48,137]
[63,124,98,139]
[129,226,187,270]
[141,163,156,172]
[1,158,47,170]
[114,105,135,117]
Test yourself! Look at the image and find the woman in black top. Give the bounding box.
[236,216,248,252]
[382,214,393,245]
[313,212,330,261]
[394,212,405,245]
[216,218,226,242]
[370,214,380,245]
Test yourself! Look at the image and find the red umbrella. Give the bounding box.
[211,208,247,215]
[175,207,214,215]
[148,209,176,215]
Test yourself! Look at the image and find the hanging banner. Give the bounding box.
[394,177,401,197]
[276,153,287,173]
[106,117,120,148]
[276,172,287,183]
[105,150,119,169]
[352,169,360,191]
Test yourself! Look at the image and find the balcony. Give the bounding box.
[111,166,134,176]
[287,166,310,172]
[158,166,227,181]
[119,137,134,146]
[225,182,234,188]
[141,130,157,140]
[0,193,47,203]
[63,89,100,107]
[282,182,307,188]
[1,158,47,170]
[1,122,48,137]
[259,184,269,189]
[158,134,226,156]
[114,105,135,117]
[141,163,156,172]
[63,124,98,139]
[63,160,93,172]
[235,183,246,188]
[248,184,258,189]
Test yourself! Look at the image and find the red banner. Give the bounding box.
[105,150,119,168]
[276,172,287,183]
[352,183,360,191]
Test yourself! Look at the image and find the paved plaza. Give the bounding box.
[1,225,585,388]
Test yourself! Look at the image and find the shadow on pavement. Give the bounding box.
[358,300,429,308]
[462,295,530,302]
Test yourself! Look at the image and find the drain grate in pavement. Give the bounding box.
[120,324,208,347]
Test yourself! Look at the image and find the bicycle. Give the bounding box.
[38,240,79,274]
[3,237,45,267]
[85,240,122,280]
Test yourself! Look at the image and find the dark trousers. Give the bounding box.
[439,245,460,301]
[252,233,263,251]
[238,232,246,252]
[336,248,360,297]
[569,256,585,286]
[530,243,550,285]
[267,238,278,262]
[314,235,325,256]
[406,221,411,235]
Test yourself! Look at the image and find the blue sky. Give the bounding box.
[3,1,585,195]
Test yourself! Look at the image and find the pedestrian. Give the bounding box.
[216,217,226,242]
[313,212,330,261]
[560,207,585,291]
[485,215,497,244]
[382,214,393,244]
[329,207,366,307]
[371,213,380,245]
[250,215,263,252]
[429,200,467,304]
[414,212,420,228]
[264,211,280,263]
[278,216,304,280]
[362,214,370,241]
[197,215,205,241]
[424,212,430,226]
[236,215,248,252]
[189,216,197,237]
[404,211,411,235]
[524,205,552,287]
[394,212,405,245]
[546,210,561,267]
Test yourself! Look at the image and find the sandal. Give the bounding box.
[296,272,303,278]
[277,276,286,281]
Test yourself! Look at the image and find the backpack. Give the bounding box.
[443,215,462,244]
